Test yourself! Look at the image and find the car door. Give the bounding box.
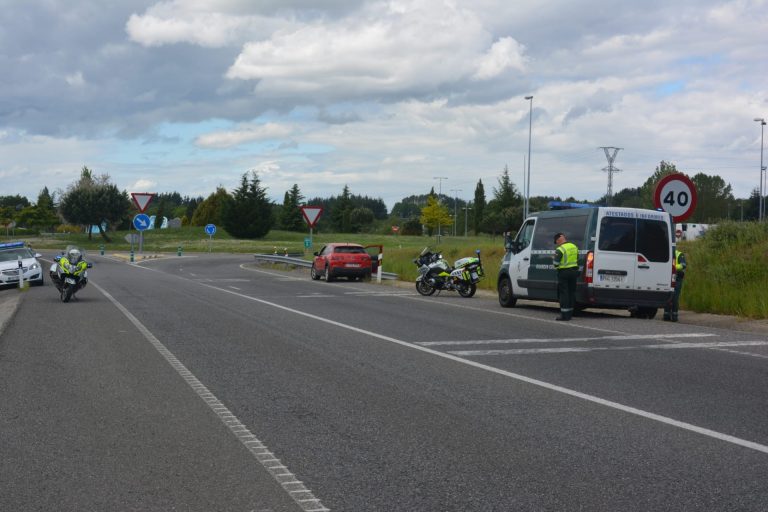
[593,210,637,291]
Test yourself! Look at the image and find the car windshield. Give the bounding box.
[334,246,365,254]
[0,248,33,262]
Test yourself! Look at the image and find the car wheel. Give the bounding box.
[310,265,321,280]
[498,276,517,307]
[324,265,334,282]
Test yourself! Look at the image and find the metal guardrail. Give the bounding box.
[253,253,399,280]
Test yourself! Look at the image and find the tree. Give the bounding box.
[330,185,354,232]
[58,166,131,242]
[473,179,486,234]
[221,171,274,239]
[689,172,734,222]
[419,195,453,236]
[484,165,523,234]
[279,184,305,231]
[349,207,374,232]
[15,187,59,232]
[191,187,230,226]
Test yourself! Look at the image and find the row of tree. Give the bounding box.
[1,161,764,242]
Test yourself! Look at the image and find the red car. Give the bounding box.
[310,243,378,282]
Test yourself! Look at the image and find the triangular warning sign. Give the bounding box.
[131,192,156,213]
[300,206,323,228]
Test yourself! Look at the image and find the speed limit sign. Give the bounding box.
[653,174,697,222]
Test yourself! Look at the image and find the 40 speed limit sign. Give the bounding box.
[653,173,698,222]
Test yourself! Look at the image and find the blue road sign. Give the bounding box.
[133,214,151,231]
[205,224,217,235]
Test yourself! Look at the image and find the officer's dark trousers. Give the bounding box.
[557,267,579,320]
[664,276,684,321]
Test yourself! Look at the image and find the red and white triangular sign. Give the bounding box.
[300,206,323,228]
[131,192,156,213]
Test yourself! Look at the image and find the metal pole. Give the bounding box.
[525,95,533,218]
[433,177,447,243]
[450,189,461,236]
[756,118,766,221]
[464,206,472,236]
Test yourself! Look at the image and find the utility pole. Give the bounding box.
[600,147,623,205]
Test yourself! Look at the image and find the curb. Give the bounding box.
[0,293,22,337]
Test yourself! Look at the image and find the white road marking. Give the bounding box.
[118,264,768,455]
[91,282,329,512]
[188,280,768,456]
[450,340,768,356]
[228,286,241,291]
[418,333,717,346]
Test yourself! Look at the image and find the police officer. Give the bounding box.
[553,232,579,321]
[664,249,687,321]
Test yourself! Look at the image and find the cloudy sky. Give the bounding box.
[2,0,767,210]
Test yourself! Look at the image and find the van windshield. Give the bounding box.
[598,218,670,262]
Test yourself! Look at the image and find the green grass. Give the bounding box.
[7,221,768,319]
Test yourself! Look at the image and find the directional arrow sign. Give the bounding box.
[131,192,156,213]
[133,213,151,231]
[300,206,324,228]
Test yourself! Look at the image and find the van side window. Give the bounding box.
[516,220,535,249]
[532,215,589,250]
[637,219,670,262]
[598,218,635,252]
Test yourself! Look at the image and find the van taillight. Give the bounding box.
[585,251,594,284]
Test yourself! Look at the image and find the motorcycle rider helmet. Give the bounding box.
[67,248,82,263]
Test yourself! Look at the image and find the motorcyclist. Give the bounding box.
[58,247,88,283]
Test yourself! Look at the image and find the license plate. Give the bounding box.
[599,274,625,283]
[65,277,76,284]
[346,263,360,268]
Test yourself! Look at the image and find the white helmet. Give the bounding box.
[68,248,82,263]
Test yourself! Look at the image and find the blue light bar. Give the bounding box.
[0,241,25,249]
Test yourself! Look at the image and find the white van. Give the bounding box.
[497,206,675,318]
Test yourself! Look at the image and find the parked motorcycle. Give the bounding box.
[50,246,92,303]
[413,247,484,298]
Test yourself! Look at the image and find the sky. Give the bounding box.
[1,0,767,211]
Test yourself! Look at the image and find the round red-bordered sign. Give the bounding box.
[653,174,697,222]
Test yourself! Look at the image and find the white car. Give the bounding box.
[0,241,44,287]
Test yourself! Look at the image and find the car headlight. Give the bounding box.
[30,263,40,270]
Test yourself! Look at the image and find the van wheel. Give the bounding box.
[498,276,517,308]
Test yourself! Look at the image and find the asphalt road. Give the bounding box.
[2,253,768,511]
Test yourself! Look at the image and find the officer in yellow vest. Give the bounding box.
[553,232,579,321]
[664,249,687,322]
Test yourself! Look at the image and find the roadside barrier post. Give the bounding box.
[17,256,23,289]
[377,253,383,283]
[99,245,105,256]
[130,250,134,263]
[177,246,182,257]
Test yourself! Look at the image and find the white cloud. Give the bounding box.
[195,123,295,149]
[65,71,86,87]
[473,37,527,80]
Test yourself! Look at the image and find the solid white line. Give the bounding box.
[188,280,768,456]
[449,340,768,356]
[418,333,717,346]
[91,282,330,512]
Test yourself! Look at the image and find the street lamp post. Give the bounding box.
[463,206,472,236]
[756,118,766,221]
[433,176,447,242]
[450,189,461,236]
[524,95,534,218]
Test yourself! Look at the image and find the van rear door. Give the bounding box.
[594,209,672,292]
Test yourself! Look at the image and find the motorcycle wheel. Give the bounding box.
[415,280,436,296]
[457,282,477,298]
[61,285,73,303]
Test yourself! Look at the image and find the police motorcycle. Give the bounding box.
[413,247,484,298]
[49,246,92,303]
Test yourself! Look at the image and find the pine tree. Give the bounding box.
[279,184,305,231]
[221,172,274,239]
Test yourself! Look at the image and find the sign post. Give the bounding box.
[133,213,151,259]
[653,174,698,223]
[299,206,324,250]
[205,224,216,252]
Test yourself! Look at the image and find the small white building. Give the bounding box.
[675,223,712,241]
